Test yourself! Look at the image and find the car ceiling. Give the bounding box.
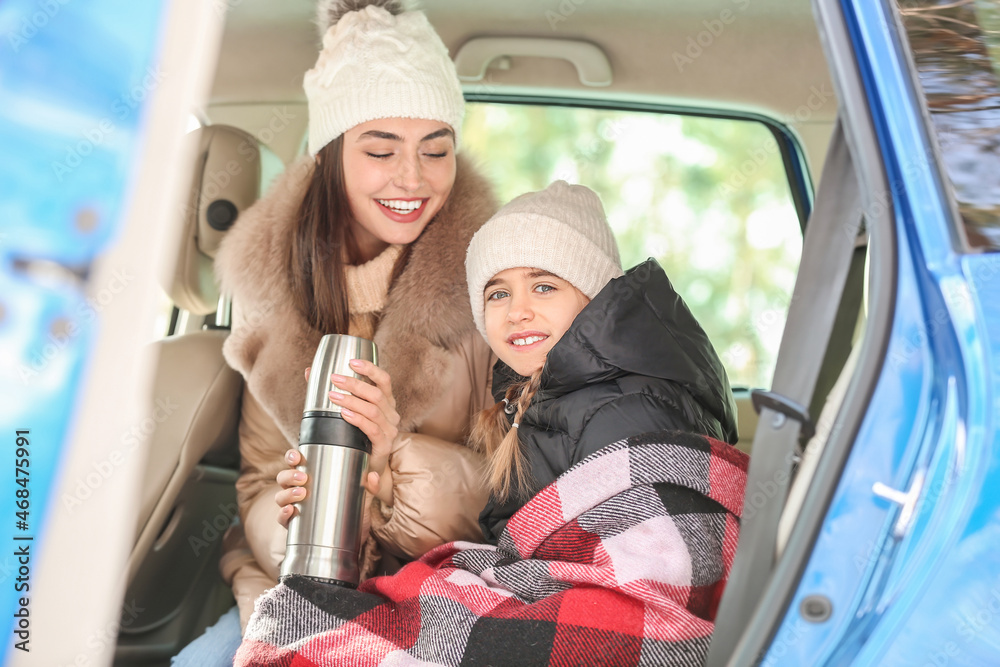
[208,0,836,174]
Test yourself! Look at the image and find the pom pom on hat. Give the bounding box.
[305,0,465,155]
[465,181,624,339]
[315,0,404,35]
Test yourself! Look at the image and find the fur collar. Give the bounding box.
[215,153,498,444]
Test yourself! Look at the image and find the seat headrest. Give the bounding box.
[166,125,262,315]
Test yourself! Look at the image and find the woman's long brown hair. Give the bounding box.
[469,368,544,501]
[288,136,412,333]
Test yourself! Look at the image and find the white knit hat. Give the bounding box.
[466,181,624,339]
[304,1,466,155]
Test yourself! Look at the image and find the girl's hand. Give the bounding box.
[327,359,400,477]
[275,449,382,529]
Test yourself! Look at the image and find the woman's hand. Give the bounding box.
[327,359,400,476]
[304,362,399,475]
[276,448,382,528]
[275,448,307,529]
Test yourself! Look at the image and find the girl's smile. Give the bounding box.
[506,330,550,351]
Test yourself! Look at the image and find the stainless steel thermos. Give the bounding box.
[280,334,377,586]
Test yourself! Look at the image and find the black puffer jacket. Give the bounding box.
[479,258,739,543]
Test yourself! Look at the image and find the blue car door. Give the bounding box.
[709,0,1000,664]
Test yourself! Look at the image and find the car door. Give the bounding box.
[708,0,1000,664]
[0,2,227,666]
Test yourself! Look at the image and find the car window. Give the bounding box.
[896,0,1000,251]
[463,103,803,389]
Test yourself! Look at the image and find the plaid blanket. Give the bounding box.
[236,430,749,667]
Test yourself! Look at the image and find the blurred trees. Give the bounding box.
[463,103,802,388]
[897,0,1000,249]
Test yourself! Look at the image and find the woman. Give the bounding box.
[246,182,746,666]
[171,0,498,663]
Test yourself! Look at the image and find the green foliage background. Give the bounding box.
[463,103,803,388]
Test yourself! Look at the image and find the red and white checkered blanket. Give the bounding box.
[235,430,749,666]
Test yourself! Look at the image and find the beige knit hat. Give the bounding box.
[304,0,465,155]
[466,181,624,338]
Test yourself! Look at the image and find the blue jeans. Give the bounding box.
[171,605,242,666]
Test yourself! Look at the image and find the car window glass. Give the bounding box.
[463,103,803,389]
[896,0,1000,251]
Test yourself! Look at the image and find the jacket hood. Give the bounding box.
[540,258,739,443]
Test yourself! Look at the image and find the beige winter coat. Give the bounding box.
[214,154,499,630]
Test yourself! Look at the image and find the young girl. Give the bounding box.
[465,180,739,541]
[252,182,748,666]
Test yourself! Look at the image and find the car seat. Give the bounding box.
[113,125,269,666]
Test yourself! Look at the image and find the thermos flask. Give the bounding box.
[280,334,377,586]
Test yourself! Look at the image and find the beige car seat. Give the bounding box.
[114,125,268,665]
[734,392,758,455]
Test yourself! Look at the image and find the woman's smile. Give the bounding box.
[341,118,457,260]
[374,197,429,223]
